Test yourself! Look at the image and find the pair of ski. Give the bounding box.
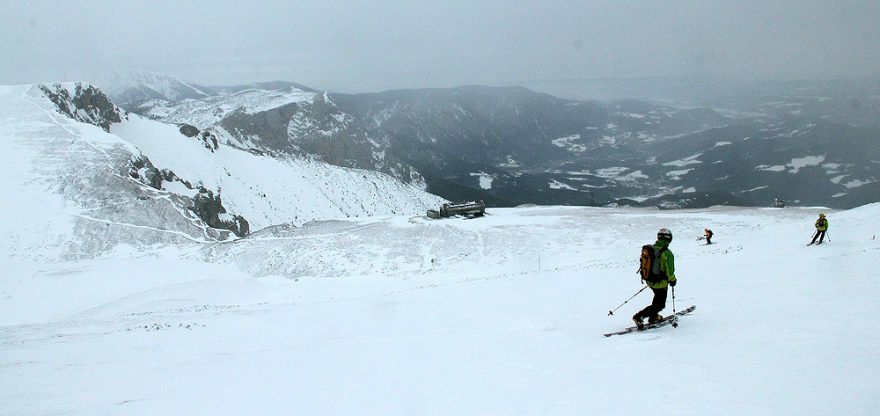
[603,305,696,337]
[807,231,830,246]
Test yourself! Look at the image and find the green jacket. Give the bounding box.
[649,240,677,289]
[815,218,828,231]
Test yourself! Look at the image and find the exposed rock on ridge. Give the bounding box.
[39,83,124,132]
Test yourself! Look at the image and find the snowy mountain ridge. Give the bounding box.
[113,74,423,188]
[137,86,319,129]
[0,82,445,260]
[102,72,214,108]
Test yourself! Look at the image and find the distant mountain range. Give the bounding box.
[110,73,880,209]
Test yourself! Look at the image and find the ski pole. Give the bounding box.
[608,285,648,316]
[826,231,831,243]
[671,285,678,328]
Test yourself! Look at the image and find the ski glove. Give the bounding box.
[669,279,677,287]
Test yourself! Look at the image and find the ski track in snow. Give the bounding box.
[15,87,120,172]
[74,214,211,243]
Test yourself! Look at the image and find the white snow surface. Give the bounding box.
[663,152,703,167]
[2,204,879,415]
[469,172,494,189]
[788,155,825,173]
[666,168,695,179]
[551,134,586,153]
[111,113,441,230]
[103,72,212,101]
[757,155,826,174]
[756,164,787,172]
[548,179,576,190]
[843,178,874,189]
[141,87,317,128]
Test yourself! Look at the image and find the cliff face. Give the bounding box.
[39,83,124,132]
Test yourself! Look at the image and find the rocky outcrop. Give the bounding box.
[191,188,250,237]
[128,156,248,236]
[178,123,219,151]
[178,123,200,137]
[128,157,163,189]
[129,158,194,193]
[39,83,124,132]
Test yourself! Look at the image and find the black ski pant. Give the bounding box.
[811,230,826,244]
[636,286,668,318]
[706,236,712,244]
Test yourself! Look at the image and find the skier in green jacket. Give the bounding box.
[809,213,829,245]
[633,228,678,329]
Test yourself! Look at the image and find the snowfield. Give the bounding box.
[139,87,318,128]
[2,204,879,415]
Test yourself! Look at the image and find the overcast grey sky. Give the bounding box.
[1,0,878,92]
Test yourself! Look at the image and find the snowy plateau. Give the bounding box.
[1,82,879,415]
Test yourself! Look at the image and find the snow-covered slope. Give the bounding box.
[1,204,878,415]
[136,86,318,128]
[116,79,426,189]
[0,83,444,259]
[111,113,443,230]
[102,72,214,108]
[0,83,209,259]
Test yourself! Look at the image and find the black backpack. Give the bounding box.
[639,245,667,283]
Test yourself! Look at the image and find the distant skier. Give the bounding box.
[809,213,829,245]
[633,228,678,329]
[704,228,713,244]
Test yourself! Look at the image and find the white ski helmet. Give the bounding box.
[657,228,673,242]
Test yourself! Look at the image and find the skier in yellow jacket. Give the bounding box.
[809,213,829,245]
